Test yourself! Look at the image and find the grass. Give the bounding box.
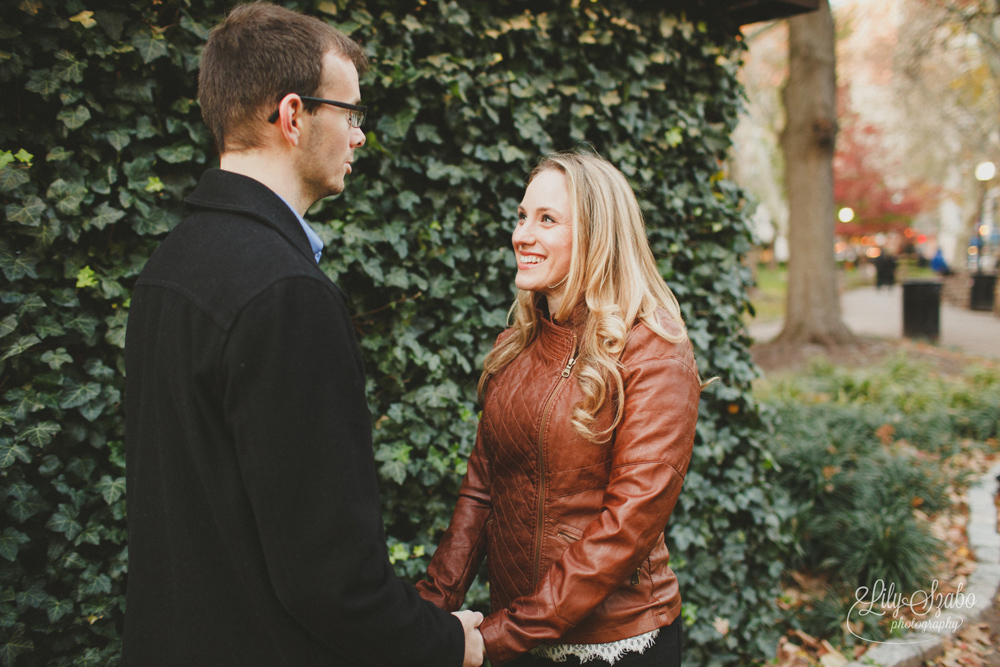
[756,352,1000,655]
[746,259,941,325]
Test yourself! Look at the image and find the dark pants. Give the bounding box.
[507,618,682,667]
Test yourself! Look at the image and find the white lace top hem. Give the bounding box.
[529,628,660,664]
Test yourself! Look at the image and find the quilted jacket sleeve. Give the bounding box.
[416,426,493,611]
[478,339,701,665]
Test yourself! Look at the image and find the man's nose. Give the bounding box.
[352,127,366,148]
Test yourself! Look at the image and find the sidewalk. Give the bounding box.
[749,286,1000,360]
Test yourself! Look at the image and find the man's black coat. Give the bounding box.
[122,169,464,666]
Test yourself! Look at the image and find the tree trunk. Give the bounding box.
[776,0,855,346]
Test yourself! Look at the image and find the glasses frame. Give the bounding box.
[267,96,367,128]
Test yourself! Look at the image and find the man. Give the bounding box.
[122,3,484,665]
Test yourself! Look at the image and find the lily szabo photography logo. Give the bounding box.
[846,579,976,643]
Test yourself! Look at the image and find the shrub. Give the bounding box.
[759,353,1000,646]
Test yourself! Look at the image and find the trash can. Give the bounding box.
[969,273,997,312]
[902,280,942,341]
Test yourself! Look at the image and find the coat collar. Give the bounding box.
[535,300,587,362]
[184,168,316,265]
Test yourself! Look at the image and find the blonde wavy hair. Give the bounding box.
[479,151,689,443]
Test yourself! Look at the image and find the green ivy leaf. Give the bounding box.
[15,581,47,609]
[5,195,46,226]
[1,334,41,362]
[0,314,16,339]
[106,130,132,152]
[60,551,87,570]
[75,524,102,546]
[88,202,126,231]
[76,265,98,288]
[380,459,407,484]
[108,440,126,472]
[42,597,74,623]
[9,293,46,316]
[104,310,128,349]
[0,528,30,562]
[6,483,46,522]
[0,167,30,193]
[131,207,176,236]
[33,316,65,339]
[62,312,99,337]
[47,509,83,541]
[0,243,39,280]
[131,30,169,64]
[95,476,126,505]
[78,572,112,597]
[21,217,62,248]
[179,14,211,40]
[69,10,97,29]
[56,105,91,130]
[59,381,102,409]
[4,388,45,420]
[19,422,61,448]
[47,178,88,215]
[376,107,419,142]
[79,399,107,422]
[54,52,86,82]
[497,141,529,163]
[0,633,34,665]
[0,438,32,468]
[156,144,194,163]
[26,68,60,98]
[41,347,73,369]
[46,146,73,161]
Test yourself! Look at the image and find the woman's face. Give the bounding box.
[512,169,574,313]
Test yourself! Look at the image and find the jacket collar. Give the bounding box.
[535,300,587,362]
[184,168,317,265]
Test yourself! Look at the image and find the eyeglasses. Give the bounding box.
[267,96,367,128]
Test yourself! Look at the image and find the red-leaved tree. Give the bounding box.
[834,94,940,231]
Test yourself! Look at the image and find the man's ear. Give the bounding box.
[274,93,304,147]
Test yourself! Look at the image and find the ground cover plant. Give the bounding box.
[755,351,1000,663]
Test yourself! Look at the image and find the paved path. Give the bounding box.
[749,286,1000,360]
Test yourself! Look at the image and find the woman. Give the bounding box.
[417,151,701,666]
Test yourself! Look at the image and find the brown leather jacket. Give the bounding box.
[416,309,700,665]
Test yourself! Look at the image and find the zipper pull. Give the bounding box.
[631,568,641,585]
[561,334,578,378]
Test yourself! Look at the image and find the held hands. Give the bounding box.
[452,610,485,667]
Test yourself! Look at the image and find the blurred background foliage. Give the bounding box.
[0,0,793,665]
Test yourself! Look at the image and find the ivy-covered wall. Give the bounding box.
[0,1,791,665]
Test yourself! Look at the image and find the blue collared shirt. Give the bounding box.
[276,193,324,264]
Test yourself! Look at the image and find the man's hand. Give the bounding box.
[452,610,485,667]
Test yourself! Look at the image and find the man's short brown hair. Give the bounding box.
[198,2,368,154]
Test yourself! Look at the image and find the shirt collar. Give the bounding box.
[275,193,324,264]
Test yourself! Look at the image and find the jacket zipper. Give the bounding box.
[533,334,577,586]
